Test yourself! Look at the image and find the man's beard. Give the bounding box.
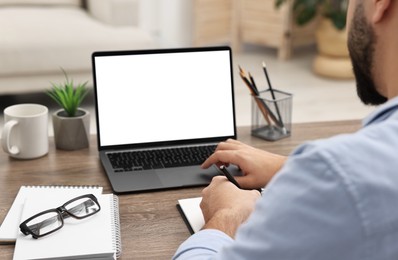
[347,3,387,105]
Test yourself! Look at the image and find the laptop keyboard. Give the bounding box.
[107,145,217,172]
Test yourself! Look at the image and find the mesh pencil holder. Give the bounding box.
[251,89,293,141]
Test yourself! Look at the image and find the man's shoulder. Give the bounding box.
[289,117,398,238]
[294,117,398,164]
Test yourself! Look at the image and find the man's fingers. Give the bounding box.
[201,149,240,169]
[201,140,246,169]
[234,175,258,189]
[215,140,243,152]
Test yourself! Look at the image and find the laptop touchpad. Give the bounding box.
[114,169,163,192]
[156,167,213,187]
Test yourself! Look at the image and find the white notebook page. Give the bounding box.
[13,193,117,260]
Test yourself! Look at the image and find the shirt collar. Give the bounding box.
[363,96,398,126]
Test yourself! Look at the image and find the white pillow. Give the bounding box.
[0,0,81,6]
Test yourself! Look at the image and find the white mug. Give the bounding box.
[1,104,49,159]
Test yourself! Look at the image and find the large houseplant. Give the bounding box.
[276,0,352,79]
[276,0,347,30]
[46,71,90,150]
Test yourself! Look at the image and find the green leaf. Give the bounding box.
[295,5,317,25]
[275,0,347,29]
[275,0,287,8]
[45,69,89,117]
[328,12,346,30]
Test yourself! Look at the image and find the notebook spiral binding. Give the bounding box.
[110,195,122,258]
[23,185,101,189]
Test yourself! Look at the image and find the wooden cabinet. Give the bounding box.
[192,0,233,46]
[192,0,317,60]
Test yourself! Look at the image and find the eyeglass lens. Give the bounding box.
[65,197,100,218]
[25,211,62,237]
[23,196,100,237]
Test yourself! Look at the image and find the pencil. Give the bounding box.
[248,72,259,96]
[239,70,273,126]
[238,65,285,127]
[262,61,286,133]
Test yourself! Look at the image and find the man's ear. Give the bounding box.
[372,0,392,23]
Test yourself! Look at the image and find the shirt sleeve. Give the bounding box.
[173,141,365,260]
[173,229,233,260]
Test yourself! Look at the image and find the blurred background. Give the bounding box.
[0,0,374,134]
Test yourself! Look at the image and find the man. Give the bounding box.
[173,0,398,259]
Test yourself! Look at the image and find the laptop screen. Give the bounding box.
[92,47,236,149]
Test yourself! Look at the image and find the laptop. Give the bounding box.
[91,46,239,193]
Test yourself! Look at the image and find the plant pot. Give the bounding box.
[316,18,349,57]
[52,108,90,150]
[312,18,354,79]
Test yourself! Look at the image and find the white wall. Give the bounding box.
[139,0,193,48]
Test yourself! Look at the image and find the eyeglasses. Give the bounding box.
[19,194,101,239]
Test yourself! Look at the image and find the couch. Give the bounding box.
[0,0,153,94]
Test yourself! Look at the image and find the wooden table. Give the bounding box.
[0,121,361,259]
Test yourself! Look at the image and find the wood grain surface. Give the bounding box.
[0,121,361,259]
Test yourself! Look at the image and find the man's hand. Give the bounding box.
[200,176,261,238]
[202,139,287,189]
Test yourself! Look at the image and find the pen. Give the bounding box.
[219,165,241,189]
[262,61,287,133]
[217,165,264,194]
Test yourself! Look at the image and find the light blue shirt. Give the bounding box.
[173,96,398,260]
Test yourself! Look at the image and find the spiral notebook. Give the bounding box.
[13,193,121,260]
[0,185,103,244]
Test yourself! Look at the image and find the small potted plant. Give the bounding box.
[46,70,90,150]
[276,0,352,79]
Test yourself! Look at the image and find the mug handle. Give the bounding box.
[1,120,20,155]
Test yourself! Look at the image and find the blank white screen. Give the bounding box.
[94,50,235,146]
